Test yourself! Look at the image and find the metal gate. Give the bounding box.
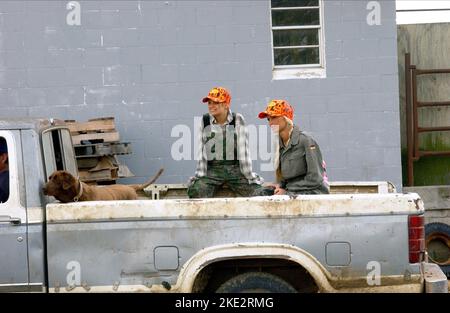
[404,53,450,186]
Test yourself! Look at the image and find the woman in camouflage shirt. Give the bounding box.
[257,100,329,196]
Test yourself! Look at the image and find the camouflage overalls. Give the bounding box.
[187,113,263,198]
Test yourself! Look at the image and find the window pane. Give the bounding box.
[272,0,318,8]
[274,47,319,65]
[273,29,318,46]
[0,136,9,203]
[272,9,320,27]
[60,129,78,177]
[42,132,57,178]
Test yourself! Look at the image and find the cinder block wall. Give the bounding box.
[0,1,402,188]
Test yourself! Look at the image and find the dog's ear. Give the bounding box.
[62,181,73,190]
[61,172,75,190]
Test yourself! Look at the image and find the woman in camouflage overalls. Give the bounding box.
[187,87,263,198]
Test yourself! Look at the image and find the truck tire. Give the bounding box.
[425,223,450,277]
[216,272,297,293]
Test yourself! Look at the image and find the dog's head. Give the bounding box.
[42,170,78,203]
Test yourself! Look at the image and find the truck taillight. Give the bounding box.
[408,215,425,263]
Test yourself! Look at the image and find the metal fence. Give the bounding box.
[405,53,450,186]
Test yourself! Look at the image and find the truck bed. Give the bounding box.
[46,192,420,222]
[44,192,425,293]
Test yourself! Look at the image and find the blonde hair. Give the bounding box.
[274,116,294,182]
[284,116,293,127]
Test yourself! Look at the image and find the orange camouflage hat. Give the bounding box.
[202,87,231,107]
[258,99,294,121]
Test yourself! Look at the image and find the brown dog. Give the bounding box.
[43,168,164,203]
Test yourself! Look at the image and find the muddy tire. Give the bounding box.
[216,272,297,293]
[425,223,450,278]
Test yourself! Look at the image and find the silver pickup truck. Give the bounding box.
[0,118,447,293]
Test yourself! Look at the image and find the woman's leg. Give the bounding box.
[187,176,221,198]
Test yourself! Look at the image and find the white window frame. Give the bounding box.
[396,0,450,24]
[270,0,326,80]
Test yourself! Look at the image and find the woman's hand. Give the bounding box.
[274,186,286,195]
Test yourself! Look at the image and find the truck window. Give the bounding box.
[0,137,9,203]
[42,128,78,180]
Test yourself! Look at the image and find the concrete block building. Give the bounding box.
[0,1,402,188]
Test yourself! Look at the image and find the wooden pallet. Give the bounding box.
[66,117,135,183]
[79,168,119,183]
[65,117,116,133]
[76,157,100,169]
[78,156,119,182]
[65,117,120,145]
[74,142,132,158]
[77,156,134,182]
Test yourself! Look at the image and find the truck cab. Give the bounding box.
[0,119,77,292]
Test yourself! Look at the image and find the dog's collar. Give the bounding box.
[73,180,83,202]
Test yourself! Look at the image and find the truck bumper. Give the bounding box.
[423,263,448,293]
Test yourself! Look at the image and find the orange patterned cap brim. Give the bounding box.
[202,87,231,105]
[258,100,294,120]
[258,111,279,119]
[202,96,222,103]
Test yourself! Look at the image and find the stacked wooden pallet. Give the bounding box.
[64,117,134,184]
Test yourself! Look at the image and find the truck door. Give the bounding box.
[0,131,29,291]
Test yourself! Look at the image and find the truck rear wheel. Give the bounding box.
[216,272,297,293]
[425,223,450,277]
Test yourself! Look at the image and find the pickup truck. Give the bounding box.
[0,118,447,293]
